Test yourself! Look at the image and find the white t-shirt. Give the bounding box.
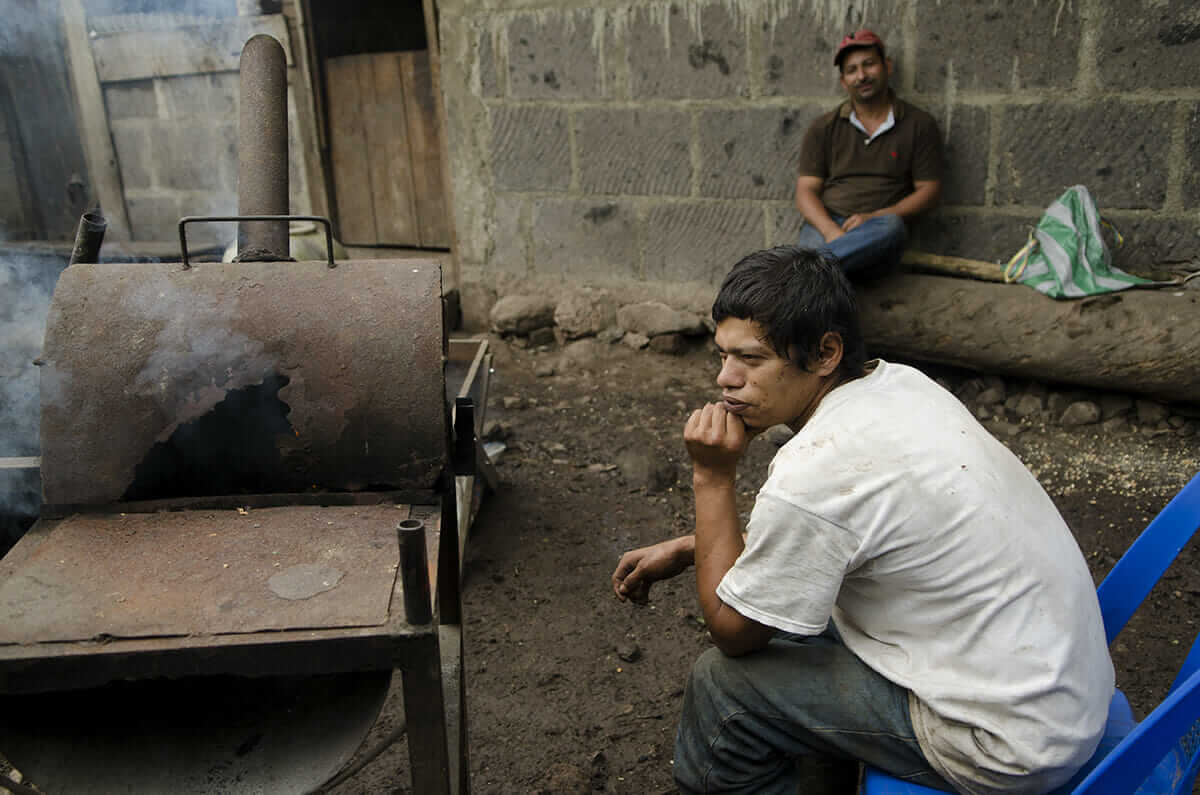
[716,361,1114,795]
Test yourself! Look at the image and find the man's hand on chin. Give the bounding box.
[684,402,750,482]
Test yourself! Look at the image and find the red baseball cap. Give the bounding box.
[834,29,885,67]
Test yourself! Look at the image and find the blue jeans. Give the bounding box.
[796,213,907,274]
[674,627,952,794]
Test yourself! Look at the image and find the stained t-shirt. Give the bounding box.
[716,361,1113,795]
[797,97,943,217]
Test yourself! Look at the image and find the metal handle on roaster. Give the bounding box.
[177,214,337,269]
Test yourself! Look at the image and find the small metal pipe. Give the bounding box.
[236,34,289,261]
[397,518,432,625]
[68,211,107,265]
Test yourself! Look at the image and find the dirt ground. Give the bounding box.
[2,328,1195,795]
[321,332,1200,795]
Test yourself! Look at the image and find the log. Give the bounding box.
[856,273,1200,404]
[901,250,1006,282]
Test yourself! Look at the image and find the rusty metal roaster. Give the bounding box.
[0,34,488,794]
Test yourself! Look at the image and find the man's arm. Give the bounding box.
[839,178,941,232]
[795,175,845,243]
[686,403,776,657]
[612,534,695,603]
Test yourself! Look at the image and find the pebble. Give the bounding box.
[1012,393,1045,418]
[622,332,650,350]
[1136,399,1170,425]
[977,386,1006,406]
[617,641,642,662]
[1061,401,1102,426]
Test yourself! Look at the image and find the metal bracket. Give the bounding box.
[452,398,476,477]
[177,214,336,269]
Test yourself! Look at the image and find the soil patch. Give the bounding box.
[5,334,1196,794]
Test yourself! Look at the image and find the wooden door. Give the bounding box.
[325,50,449,248]
[0,14,90,241]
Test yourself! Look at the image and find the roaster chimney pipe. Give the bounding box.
[236,34,289,261]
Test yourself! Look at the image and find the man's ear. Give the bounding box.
[885,57,894,78]
[814,332,844,377]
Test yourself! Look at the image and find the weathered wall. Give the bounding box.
[437,0,1200,294]
[93,11,314,247]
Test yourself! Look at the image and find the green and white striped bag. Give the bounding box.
[1004,185,1151,299]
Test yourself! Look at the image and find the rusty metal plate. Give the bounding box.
[39,259,447,507]
[0,504,407,644]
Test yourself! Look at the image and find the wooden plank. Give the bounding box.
[60,0,131,240]
[0,94,34,239]
[365,53,419,246]
[439,623,468,795]
[0,19,90,241]
[420,0,462,287]
[91,14,292,82]
[284,0,331,220]
[401,633,452,795]
[400,50,450,248]
[325,54,377,244]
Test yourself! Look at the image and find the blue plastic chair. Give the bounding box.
[861,472,1200,795]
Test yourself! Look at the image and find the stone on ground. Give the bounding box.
[616,301,706,338]
[491,294,555,334]
[555,287,617,339]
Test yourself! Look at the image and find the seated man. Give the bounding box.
[796,30,943,273]
[612,246,1113,794]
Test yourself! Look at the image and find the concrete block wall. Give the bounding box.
[97,15,311,248]
[437,0,1200,292]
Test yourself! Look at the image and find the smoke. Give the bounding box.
[0,250,64,542]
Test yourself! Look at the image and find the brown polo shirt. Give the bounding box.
[797,95,943,217]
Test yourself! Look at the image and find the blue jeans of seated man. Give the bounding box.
[674,626,952,794]
[796,212,907,274]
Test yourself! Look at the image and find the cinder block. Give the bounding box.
[771,203,804,247]
[161,74,219,119]
[698,105,825,199]
[490,105,571,191]
[995,102,1171,210]
[914,0,1082,92]
[576,108,691,196]
[126,192,183,243]
[1098,0,1200,91]
[151,122,228,192]
[185,191,238,248]
[760,5,903,98]
[477,25,500,98]
[629,3,748,100]
[934,212,1200,275]
[531,198,638,279]
[218,120,239,194]
[908,210,1037,264]
[1184,102,1200,210]
[209,72,238,119]
[1107,214,1200,269]
[110,122,155,190]
[490,192,530,272]
[104,79,158,120]
[287,117,308,208]
[507,9,604,99]
[642,201,764,285]
[925,103,989,207]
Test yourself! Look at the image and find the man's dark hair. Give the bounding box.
[712,246,866,379]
